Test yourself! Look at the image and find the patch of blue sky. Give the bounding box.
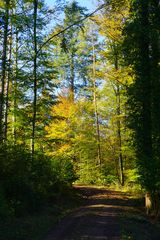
[45,0,97,11]
[44,0,98,35]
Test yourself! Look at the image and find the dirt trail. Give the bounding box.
[44,186,139,240]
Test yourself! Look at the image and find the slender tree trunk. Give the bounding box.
[12,30,18,142]
[115,54,124,186]
[4,72,10,141]
[0,0,10,142]
[4,20,12,141]
[92,35,102,166]
[32,0,38,156]
[69,51,75,102]
[116,84,124,186]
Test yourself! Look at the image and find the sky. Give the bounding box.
[45,0,97,12]
[44,0,99,30]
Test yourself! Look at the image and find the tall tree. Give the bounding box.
[32,0,38,155]
[91,28,102,167]
[0,0,10,142]
[124,0,160,212]
[97,0,131,185]
[53,0,88,102]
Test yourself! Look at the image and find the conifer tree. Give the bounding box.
[124,0,160,212]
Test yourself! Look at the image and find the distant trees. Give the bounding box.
[45,1,104,183]
[50,0,90,102]
[96,0,132,186]
[45,0,139,186]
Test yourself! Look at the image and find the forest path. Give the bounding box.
[44,186,140,240]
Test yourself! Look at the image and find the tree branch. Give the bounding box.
[37,3,106,55]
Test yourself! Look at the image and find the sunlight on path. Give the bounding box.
[44,187,123,240]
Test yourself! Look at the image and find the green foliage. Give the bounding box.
[103,175,118,186]
[77,161,103,185]
[0,144,33,215]
[0,143,76,216]
[123,0,160,197]
[52,156,78,187]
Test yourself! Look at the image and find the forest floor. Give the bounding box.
[44,186,160,240]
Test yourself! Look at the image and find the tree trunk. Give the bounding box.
[115,54,124,186]
[69,51,75,102]
[145,192,152,215]
[116,84,124,186]
[92,35,102,167]
[4,19,12,141]
[32,0,38,156]
[0,0,10,142]
[12,30,18,143]
[145,192,159,217]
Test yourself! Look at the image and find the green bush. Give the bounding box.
[0,144,32,215]
[0,144,77,216]
[77,161,103,185]
[49,156,77,200]
[103,175,118,185]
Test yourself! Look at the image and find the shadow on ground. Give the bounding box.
[44,186,160,240]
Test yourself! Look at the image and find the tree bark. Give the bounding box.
[4,18,12,141]
[32,0,38,156]
[12,30,18,142]
[69,51,75,102]
[92,35,102,167]
[115,54,124,186]
[116,83,124,186]
[0,0,10,142]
